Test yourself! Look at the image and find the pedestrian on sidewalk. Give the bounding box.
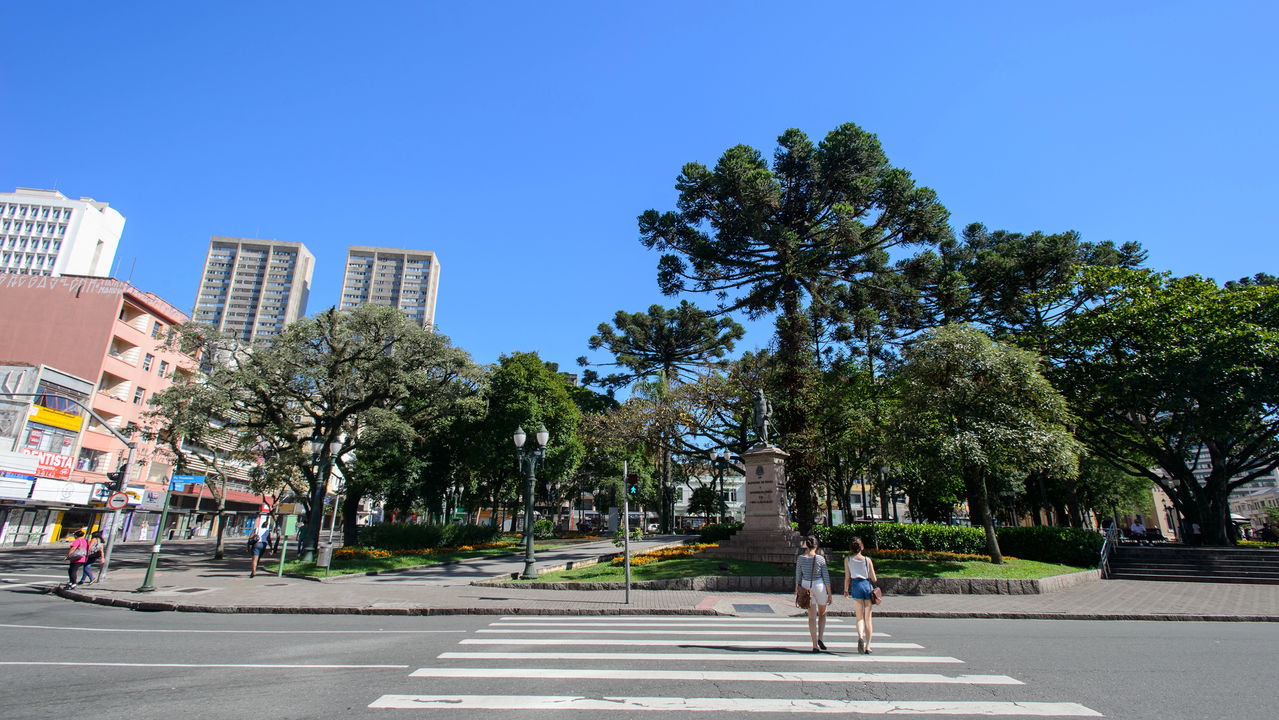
[64,530,89,587]
[842,537,878,654]
[80,531,105,584]
[794,535,831,652]
[249,522,273,578]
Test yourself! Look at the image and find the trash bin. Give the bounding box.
[316,544,333,569]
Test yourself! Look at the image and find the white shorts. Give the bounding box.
[802,580,831,606]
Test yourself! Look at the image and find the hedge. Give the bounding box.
[812,522,1102,566]
[697,522,743,544]
[356,522,500,550]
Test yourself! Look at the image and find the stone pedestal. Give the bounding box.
[704,444,805,564]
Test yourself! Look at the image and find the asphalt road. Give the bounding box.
[3,546,1277,719]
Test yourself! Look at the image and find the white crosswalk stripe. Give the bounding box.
[371,615,1104,717]
[369,695,1101,715]
[409,667,1023,684]
[460,637,924,649]
[439,651,962,663]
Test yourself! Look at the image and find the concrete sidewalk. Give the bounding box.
[45,539,1279,621]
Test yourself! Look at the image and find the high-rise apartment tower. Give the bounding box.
[192,237,314,342]
[339,246,440,328]
[0,188,124,278]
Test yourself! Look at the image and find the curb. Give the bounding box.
[52,587,719,616]
[51,587,1279,621]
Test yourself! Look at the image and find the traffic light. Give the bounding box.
[106,467,127,492]
[625,473,640,497]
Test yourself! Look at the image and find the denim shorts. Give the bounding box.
[849,578,874,600]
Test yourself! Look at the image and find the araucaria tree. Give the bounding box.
[579,301,743,530]
[1057,269,1279,545]
[894,325,1079,562]
[639,122,952,530]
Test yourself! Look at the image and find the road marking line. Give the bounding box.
[497,617,843,623]
[2,581,61,589]
[461,638,923,649]
[439,652,962,664]
[1,661,408,669]
[0,574,66,579]
[0,623,465,635]
[369,695,1101,715]
[479,628,889,637]
[408,667,1022,685]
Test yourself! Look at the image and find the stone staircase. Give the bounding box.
[1107,545,1279,584]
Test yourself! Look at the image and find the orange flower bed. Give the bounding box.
[611,543,717,566]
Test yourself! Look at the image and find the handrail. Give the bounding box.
[1097,525,1119,578]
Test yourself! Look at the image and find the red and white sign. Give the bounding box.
[106,492,129,510]
[19,448,74,480]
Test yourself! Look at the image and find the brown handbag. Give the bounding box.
[795,586,811,609]
[870,585,883,605]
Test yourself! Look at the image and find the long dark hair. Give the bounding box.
[849,537,864,554]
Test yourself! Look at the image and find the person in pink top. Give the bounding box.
[64,529,89,588]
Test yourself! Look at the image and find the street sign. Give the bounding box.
[171,474,205,484]
[106,492,128,510]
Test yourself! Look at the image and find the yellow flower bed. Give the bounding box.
[866,548,1008,562]
[334,541,516,561]
[611,543,717,566]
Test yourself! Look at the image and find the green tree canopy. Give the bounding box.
[894,324,1079,562]
[1057,268,1279,545]
[579,301,744,391]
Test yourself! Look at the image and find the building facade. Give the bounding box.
[0,364,95,545]
[0,187,124,278]
[192,237,314,342]
[339,246,439,328]
[0,275,195,543]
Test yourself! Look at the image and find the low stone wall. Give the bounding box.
[479,569,1101,595]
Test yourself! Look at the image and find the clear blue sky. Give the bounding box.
[3,1,1275,370]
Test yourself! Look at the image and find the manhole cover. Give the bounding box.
[265,583,289,587]
[174,588,210,594]
[732,603,774,614]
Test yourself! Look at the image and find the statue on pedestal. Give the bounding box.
[752,389,774,448]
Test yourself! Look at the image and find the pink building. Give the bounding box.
[0,274,194,541]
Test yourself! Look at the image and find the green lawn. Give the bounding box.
[273,543,560,577]
[520,553,1087,583]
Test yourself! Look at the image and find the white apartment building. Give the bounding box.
[339,246,440,328]
[0,188,124,278]
[192,237,315,343]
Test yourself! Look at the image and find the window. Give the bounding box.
[132,387,146,404]
[77,448,107,472]
[23,422,77,455]
[142,353,154,371]
[152,321,164,339]
[158,360,169,377]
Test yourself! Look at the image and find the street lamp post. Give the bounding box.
[711,450,729,524]
[513,425,549,581]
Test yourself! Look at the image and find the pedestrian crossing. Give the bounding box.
[369,615,1103,717]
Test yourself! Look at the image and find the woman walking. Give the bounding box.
[64,530,89,588]
[80,531,104,584]
[794,535,832,652]
[843,537,879,654]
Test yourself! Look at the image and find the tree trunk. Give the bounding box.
[968,470,1003,564]
[342,490,363,545]
[213,497,226,560]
